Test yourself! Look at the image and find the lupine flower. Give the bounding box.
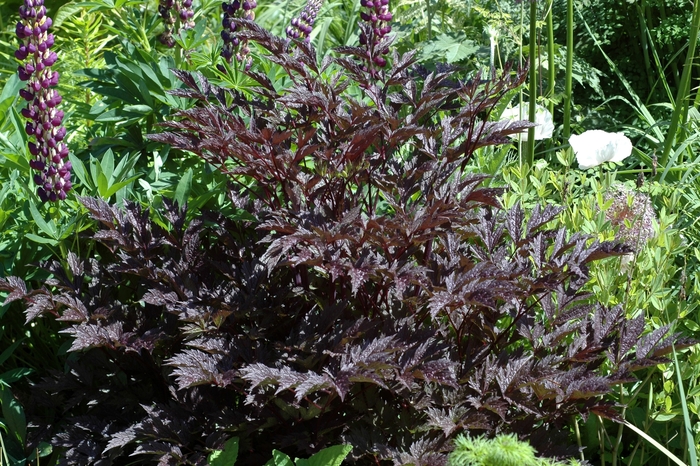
[569,129,632,169]
[220,0,256,70]
[286,0,323,42]
[158,0,195,48]
[15,0,71,203]
[501,102,554,141]
[358,0,392,73]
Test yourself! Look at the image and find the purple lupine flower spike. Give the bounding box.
[286,0,324,42]
[358,0,392,75]
[219,0,256,71]
[158,0,195,48]
[16,0,71,203]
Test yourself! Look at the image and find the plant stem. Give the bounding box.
[636,0,654,92]
[526,0,537,167]
[660,0,700,167]
[658,0,680,90]
[599,415,606,466]
[574,417,586,463]
[563,0,573,139]
[546,0,555,117]
[426,0,432,40]
[612,385,626,466]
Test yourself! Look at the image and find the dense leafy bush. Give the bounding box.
[0,21,686,465]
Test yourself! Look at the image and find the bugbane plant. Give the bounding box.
[158,0,195,48]
[0,19,688,466]
[15,0,71,202]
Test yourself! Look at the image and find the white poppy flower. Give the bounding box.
[569,130,632,169]
[500,103,554,141]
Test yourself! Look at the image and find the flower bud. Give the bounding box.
[37,187,48,202]
[42,50,57,66]
[15,46,28,60]
[54,126,66,141]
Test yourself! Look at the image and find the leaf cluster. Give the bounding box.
[0,25,684,466]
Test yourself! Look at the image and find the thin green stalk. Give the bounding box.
[0,430,10,466]
[426,0,432,40]
[598,415,607,466]
[673,340,699,466]
[658,0,681,90]
[574,417,585,463]
[612,385,625,466]
[660,0,700,167]
[637,0,654,92]
[526,0,537,167]
[563,0,573,139]
[546,0,555,117]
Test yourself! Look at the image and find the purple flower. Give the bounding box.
[286,0,324,43]
[219,0,256,70]
[358,0,392,77]
[158,0,195,48]
[15,0,71,203]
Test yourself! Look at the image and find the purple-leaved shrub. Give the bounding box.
[0,18,691,466]
[15,0,71,202]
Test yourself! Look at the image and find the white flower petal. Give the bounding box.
[500,103,554,141]
[569,129,632,169]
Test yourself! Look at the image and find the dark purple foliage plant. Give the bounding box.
[0,20,684,466]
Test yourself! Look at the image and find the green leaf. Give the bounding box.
[174,168,193,207]
[0,384,26,445]
[27,441,52,462]
[421,33,480,64]
[0,75,22,125]
[296,445,352,466]
[54,2,85,27]
[0,368,33,387]
[25,233,59,245]
[9,108,28,149]
[101,149,115,182]
[103,175,140,199]
[28,201,57,238]
[0,339,24,367]
[264,450,294,466]
[94,108,132,122]
[122,104,153,115]
[208,437,239,466]
[96,172,110,198]
[68,153,92,190]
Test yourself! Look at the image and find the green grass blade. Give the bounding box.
[575,4,664,144]
[660,0,700,166]
[623,420,688,466]
[673,344,699,466]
